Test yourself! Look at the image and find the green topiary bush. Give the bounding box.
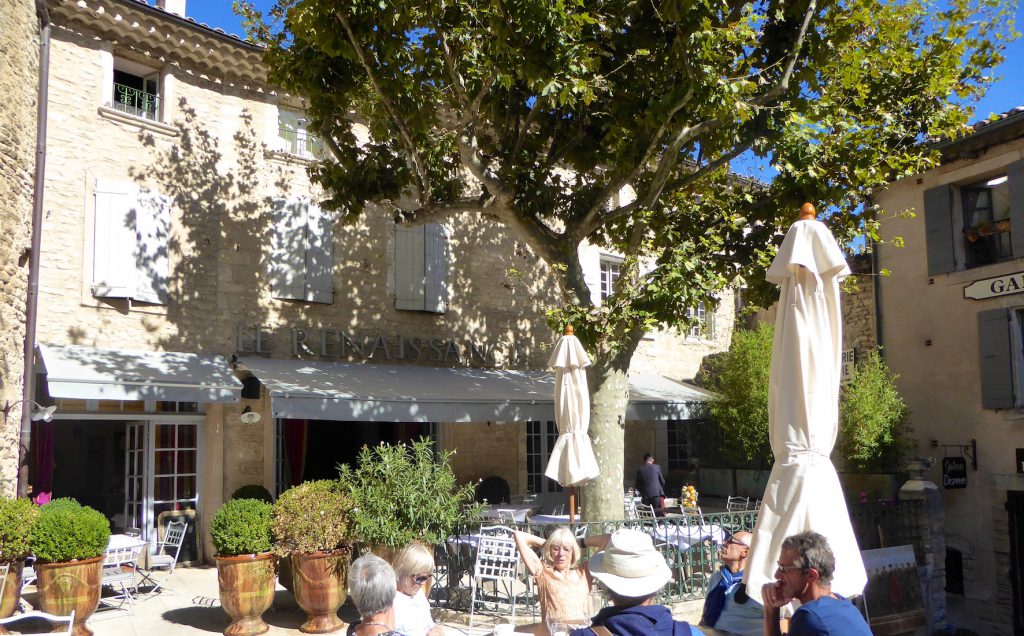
[30,498,110,563]
[231,484,275,504]
[211,498,273,557]
[0,498,39,562]
[271,480,353,557]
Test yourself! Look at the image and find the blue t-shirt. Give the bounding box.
[790,596,872,636]
[570,604,704,636]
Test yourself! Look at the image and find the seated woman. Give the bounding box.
[348,554,402,636]
[392,543,445,636]
[513,527,609,634]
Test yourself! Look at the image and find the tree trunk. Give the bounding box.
[582,358,631,521]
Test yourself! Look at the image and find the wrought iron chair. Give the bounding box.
[623,496,639,520]
[497,510,517,523]
[101,542,144,612]
[726,496,750,512]
[468,525,523,628]
[550,503,565,516]
[137,520,187,593]
[0,609,75,635]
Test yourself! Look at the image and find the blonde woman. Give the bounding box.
[513,527,609,634]
[391,543,445,636]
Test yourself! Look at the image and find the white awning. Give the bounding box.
[39,343,242,403]
[238,358,711,422]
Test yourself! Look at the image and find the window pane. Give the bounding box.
[177,476,197,500]
[156,424,175,449]
[154,476,174,501]
[176,450,196,474]
[155,451,174,475]
[178,424,197,448]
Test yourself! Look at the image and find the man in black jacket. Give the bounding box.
[634,453,666,516]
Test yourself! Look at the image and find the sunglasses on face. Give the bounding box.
[776,563,805,574]
[725,539,747,547]
[413,574,433,585]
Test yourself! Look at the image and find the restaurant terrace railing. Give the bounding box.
[429,509,760,620]
[848,498,926,564]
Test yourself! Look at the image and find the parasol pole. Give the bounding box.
[564,323,577,526]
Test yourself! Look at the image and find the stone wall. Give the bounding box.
[844,253,878,358]
[0,0,39,496]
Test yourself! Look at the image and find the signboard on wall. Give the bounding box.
[964,271,1024,300]
[841,349,855,385]
[942,457,968,489]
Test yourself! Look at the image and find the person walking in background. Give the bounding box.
[634,453,666,516]
[700,531,763,636]
[761,531,871,636]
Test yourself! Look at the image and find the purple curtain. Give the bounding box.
[31,420,55,496]
[283,419,308,487]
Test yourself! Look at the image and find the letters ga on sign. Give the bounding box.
[964,271,1024,300]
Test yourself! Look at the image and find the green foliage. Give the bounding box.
[339,438,480,548]
[272,480,354,557]
[838,350,910,472]
[231,484,275,504]
[30,498,110,564]
[210,498,273,557]
[705,324,774,468]
[0,498,39,562]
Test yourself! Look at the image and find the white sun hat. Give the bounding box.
[587,529,671,598]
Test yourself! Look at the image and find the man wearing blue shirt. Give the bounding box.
[760,531,871,636]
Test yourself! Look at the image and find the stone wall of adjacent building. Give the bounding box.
[843,253,878,359]
[0,0,39,496]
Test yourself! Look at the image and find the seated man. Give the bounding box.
[760,531,871,636]
[570,528,704,636]
[699,531,763,636]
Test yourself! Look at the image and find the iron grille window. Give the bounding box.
[112,69,160,121]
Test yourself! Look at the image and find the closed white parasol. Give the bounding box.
[743,203,867,599]
[544,325,600,523]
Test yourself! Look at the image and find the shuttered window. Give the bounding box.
[978,308,1014,410]
[269,198,334,304]
[92,179,170,304]
[394,223,447,313]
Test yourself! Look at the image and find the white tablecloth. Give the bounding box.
[530,514,571,525]
[479,505,534,522]
[651,523,726,550]
[107,534,147,551]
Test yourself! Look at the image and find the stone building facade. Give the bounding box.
[0,0,40,496]
[875,107,1024,634]
[27,0,735,558]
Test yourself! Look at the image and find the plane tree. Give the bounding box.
[237,0,1010,519]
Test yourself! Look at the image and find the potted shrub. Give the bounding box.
[0,498,38,620]
[30,498,110,636]
[272,480,353,633]
[231,484,275,503]
[211,498,276,636]
[340,438,479,557]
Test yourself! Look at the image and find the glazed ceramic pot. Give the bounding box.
[215,552,277,636]
[290,549,350,633]
[36,555,103,636]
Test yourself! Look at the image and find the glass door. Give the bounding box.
[124,421,147,537]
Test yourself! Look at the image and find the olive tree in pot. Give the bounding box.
[272,480,353,634]
[30,498,110,636]
[211,498,276,636]
[340,438,479,575]
[0,498,38,621]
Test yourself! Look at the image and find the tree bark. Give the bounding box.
[583,357,631,521]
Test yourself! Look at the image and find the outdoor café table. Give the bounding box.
[651,522,727,551]
[479,505,534,523]
[106,533,147,558]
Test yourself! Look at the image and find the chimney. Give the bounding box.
[157,0,186,17]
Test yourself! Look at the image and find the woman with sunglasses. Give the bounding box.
[392,543,445,636]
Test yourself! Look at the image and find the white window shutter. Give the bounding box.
[270,198,308,300]
[132,191,170,304]
[394,224,426,310]
[424,223,448,313]
[92,179,137,299]
[303,204,334,304]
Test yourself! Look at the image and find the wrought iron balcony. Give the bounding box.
[112,83,160,121]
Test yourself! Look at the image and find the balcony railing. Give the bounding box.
[278,127,327,160]
[112,83,160,121]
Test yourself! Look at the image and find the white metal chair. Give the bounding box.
[623,496,639,520]
[101,542,144,612]
[726,496,750,512]
[636,503,657,520]
[468,525,522,628]
[496,510,517,523]
[138,520,187,593]
[550,503,564,516]
[0,609,75,634]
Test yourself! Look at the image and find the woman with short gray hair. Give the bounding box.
[348,554,401,636]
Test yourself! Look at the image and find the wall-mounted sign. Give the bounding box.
[942,457,968,489]
[963,271,1024,300]
[1017,448,1024,474]
[841,349,855,385]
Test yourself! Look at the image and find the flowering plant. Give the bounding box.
[681,484,699,509]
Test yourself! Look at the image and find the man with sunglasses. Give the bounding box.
[761,531,870,636]
[699,531,762,636]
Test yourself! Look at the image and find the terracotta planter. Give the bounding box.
[35,555,103,636]
[291,549,350,633]
[216,553,277,636]
[0,560,24,634]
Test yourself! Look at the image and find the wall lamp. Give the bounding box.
[239,406,261,424]
[3,400,57,422]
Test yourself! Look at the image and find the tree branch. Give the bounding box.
[335,12,432,204]
[748,0,817,107]
[394,197,493,225]
[458,75,497,130]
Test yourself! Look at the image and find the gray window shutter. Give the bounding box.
[270,198,307,300]
[1009,159,1024,258]
[132,191,170,304]
[978,308,1014,409]
[92,179,139,299]
[303,204,334,304]
[923,185,955,275]
[394,225,426,310]
[424,223,448,314]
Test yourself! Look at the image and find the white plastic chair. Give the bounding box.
[0,609,74,634]
[138,520,187,593]
[468,525,522,628]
